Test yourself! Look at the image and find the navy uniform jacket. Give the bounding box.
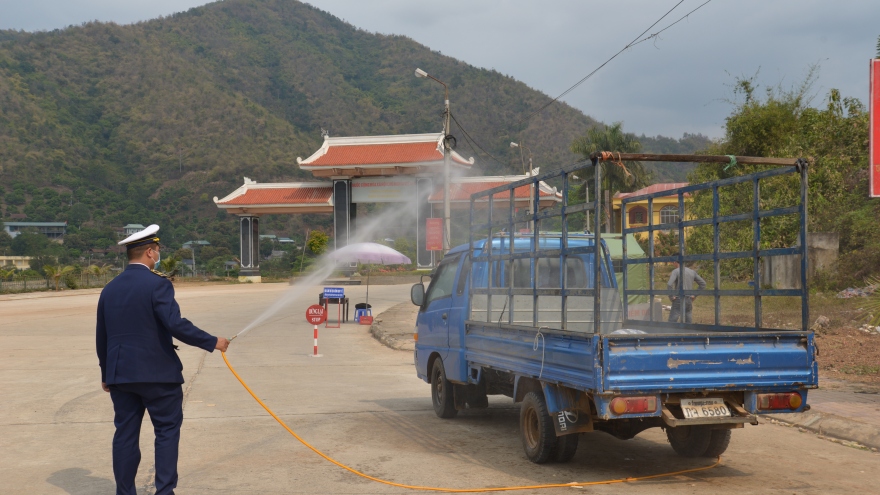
[96,264,218,384]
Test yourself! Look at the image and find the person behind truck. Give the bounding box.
[667,261,707,323]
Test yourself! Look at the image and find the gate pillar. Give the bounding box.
[239,215,261,283]
[333,179,352,250]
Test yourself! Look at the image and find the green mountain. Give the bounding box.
[0,0,707,262]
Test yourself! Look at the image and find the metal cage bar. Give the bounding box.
[615,158,809,332]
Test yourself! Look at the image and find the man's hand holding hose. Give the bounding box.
[215,337,230,353]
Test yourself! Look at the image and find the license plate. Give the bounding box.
[680,398,730,419]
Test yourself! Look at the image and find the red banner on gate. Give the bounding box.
[426,218,443,251]
[870,59,880,197]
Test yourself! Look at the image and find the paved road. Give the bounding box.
[1,283,877,494]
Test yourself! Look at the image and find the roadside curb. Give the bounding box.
[370,301,417,351]
[763,410,880,451]
[0,287,104,301]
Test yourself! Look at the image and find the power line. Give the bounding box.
[449,1,715,172]
[513,0,714,129]
[629,0,714,50]
[449,111,507,167]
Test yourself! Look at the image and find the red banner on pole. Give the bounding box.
[426,218,443,251]
[871,59,880,197]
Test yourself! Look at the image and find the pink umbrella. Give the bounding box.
[326,242,412,306]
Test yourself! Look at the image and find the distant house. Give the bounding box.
[278,237,296,245]
[611,183,690,239]
[182,240,211,250]
[3,221,67,241]
[0,256,32,270]
[122,224,146,236]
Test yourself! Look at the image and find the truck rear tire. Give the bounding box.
[520,391,557,463]
[702,429,732,457]
[666,425,713,457]
[552,433,579,463]
[431,359,457,419]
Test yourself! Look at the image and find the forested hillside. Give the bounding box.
[0,0,709,266]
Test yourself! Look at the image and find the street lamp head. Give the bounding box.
[510,142,519,148]
[414,68,428,78]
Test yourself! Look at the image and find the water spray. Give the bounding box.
[229,195,424,342]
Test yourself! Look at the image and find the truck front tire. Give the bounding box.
[520,391,557,463]
[666,426,731,457]
[431,359,457,419]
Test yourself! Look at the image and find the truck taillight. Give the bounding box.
[413,325,418,342]
[757,392,802,410]
[610,396,657,415]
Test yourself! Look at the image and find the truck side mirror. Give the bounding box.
[411,283,425,306]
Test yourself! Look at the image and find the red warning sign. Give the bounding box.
[305,304,326,325]
[426,218,443,251]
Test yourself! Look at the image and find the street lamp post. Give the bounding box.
[510,142,535,231]
[415,68,451,253]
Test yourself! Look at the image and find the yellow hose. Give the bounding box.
[221,351,721,492]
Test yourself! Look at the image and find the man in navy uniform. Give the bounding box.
[96,224,230,495]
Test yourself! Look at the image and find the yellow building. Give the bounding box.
[0,256,32,270]
[611,183,689,238]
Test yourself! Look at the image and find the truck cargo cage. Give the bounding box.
[467,153,809,334]
[612,154,809,333]
[467,157,614,335]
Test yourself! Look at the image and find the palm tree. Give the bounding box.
[570,122,652,232]
[570,122,651,193]
[43,264,75,291]
[0,267,15,284]
[159,256,181,278]
[87,264,110,286]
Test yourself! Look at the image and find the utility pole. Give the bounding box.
[415,68,451,253]
[510,142,535,231]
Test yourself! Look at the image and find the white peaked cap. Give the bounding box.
[118,224,161,247]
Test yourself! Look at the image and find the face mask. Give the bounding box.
[151,248,161,270]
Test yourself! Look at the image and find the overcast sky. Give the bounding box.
[1,0,877,139]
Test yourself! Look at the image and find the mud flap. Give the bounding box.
[541,383,593,435]
[553,409,593,436]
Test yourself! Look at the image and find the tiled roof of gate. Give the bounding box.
[297,133,473,169]
[216,184,333,206]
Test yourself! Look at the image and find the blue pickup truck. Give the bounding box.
[410,154,817,463]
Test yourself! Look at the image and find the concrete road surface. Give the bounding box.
[1,283,877,494]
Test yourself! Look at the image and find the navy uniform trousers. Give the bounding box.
[109,383,183,495]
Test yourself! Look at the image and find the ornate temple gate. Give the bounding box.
[214,133,560,282]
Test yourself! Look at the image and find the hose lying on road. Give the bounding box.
[221,351,721,492]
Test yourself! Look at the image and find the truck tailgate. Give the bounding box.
[601,332,818,394]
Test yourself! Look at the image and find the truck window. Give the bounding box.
[456,256,471,296]
[536,257,588,288]
[498,257,590,289]
[424,255,459,305]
